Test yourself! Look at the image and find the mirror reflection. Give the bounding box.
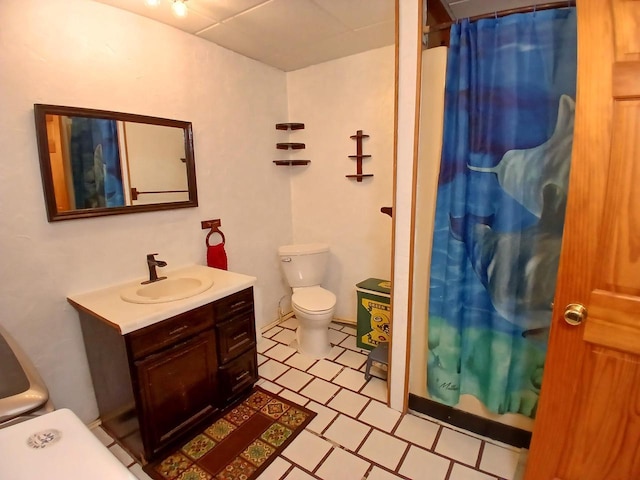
[34,104,198,221]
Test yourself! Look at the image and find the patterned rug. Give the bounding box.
[144,387,316,480]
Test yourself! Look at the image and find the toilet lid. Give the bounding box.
[0,409,136,479]
[292,287,336,312]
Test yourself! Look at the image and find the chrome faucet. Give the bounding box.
[142,253,167,284]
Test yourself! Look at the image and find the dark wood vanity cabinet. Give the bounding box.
[79,287,258,463]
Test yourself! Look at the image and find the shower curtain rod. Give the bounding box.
[424,1,576,34]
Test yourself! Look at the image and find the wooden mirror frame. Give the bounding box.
[34,104,198,222]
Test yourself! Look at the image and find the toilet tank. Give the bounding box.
[278,243,329,288]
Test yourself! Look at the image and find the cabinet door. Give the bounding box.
[134,330,219,457]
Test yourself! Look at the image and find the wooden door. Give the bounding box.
[525,1,640,478]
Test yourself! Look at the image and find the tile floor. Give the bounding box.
[91,319,527,480]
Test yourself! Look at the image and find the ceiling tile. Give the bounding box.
[197,21,289,68]
[94,0,217,33]
[223,0,349,47]
[284,20,394,71]
[312,0,395,30]
[188,0,268,22]
[353,20,395,49]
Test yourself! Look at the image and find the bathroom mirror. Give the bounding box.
[34,104,198,222]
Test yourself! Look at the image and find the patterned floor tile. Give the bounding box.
[215,458,256,480]
[240,439,276,467]
[155,453,192,479]
[278,407,310,429]
[260,399,291,419]
[181,434,216,460]
[261,423,293,447]
[225,404,258,426]
[205,419,237,442]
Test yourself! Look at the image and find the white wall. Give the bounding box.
[0,0,292,422]
[286,46,395,321]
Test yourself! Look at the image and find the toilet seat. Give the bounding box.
[292,286,336,315]
[0,409,136,479]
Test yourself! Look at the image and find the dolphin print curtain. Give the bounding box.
[427,8,577,418]
[70,117,125,209]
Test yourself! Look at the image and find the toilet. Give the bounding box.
[278,243,337,358]
[0,325,135,479]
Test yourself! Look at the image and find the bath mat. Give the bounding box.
[144,386,316,480]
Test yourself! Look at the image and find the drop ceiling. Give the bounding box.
[93,0,395,72]
[92,0,546,72]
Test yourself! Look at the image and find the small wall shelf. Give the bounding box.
[276,142,306,150]
[276,123,305,131]
[347,130,373,182]
[346,174,374,180]
[274,123,308,166]
[273,160,311,166]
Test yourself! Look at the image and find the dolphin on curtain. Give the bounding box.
[449,183,567,334]
[467,94,575,218]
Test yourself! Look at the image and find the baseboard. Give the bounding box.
[262,313,355,333]
[260,311,295,333]
[332,316,356,326]
[408,394,531,449]
[87,418,102,430]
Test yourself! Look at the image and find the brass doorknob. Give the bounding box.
[564,303,587,326]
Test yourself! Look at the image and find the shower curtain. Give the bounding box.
[70,118,124,209]
[427,8,577,418]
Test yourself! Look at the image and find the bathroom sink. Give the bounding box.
[120,276,214,304]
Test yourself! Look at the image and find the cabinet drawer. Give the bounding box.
[127,304,214,360]
[216,314,256,364]
[213,288,253,323]
[218,350,257,403]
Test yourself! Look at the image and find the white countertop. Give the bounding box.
[67,265,257,334]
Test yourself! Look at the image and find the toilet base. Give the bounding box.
[296,323,332,359]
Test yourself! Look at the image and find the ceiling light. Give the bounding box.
[171,0,188,18]
[143,0,161,7]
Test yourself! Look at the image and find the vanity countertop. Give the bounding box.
[67,265,256,335]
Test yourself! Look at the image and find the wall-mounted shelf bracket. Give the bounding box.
[273,160,311,166]
[347,130,373,182]
[346,174,374,181]
[276,123,305,131]
[276,142,305,150]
